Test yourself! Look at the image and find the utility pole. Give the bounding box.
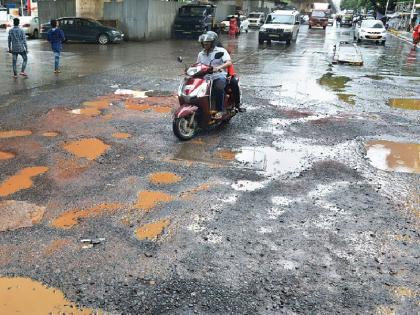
[384,0,390,18]
[409,0,416,27]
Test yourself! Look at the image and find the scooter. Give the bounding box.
[172,52,239,141]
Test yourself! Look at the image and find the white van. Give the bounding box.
[248,12,265,28]
[258,10,300,45]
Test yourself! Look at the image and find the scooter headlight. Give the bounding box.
[186,67,199,76]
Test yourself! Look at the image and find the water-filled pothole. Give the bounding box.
[318,72,352,91]
[388,98,420,110]
[366,140,419,173]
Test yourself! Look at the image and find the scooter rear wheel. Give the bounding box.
[173,116,198,141]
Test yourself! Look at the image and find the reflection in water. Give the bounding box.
[318,72,352,91]
[366,140,420,173]
[388,98,420,110]
[337,93,356,105]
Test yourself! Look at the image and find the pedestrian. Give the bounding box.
[47,19,65,74]
[8,18,28,79]
[336,15,341,27]
[412,23,420,51]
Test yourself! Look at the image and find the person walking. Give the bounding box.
[47,19,65,73]
[8,18,28,79]
[412,23,420,51]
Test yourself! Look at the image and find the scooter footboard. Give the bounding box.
[175,105,198,118]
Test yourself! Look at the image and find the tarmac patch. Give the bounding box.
[135,219,170,240]
[0,166,48,197]
[63,138,110,160]
[0,200,45,232]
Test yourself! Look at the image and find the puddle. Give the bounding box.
[0,151,15,160]
[125,99,172,113]
[0,200,45,232]
[135,191,174,211]
[366,140,420,174]
[112,132,131,139]
[42,131,59,137]
[115,89,152,98]
[63,138,110,160]
[388,98,420,110]
[70,108,101,117]
[51,203,123,229]
[318,72,351,91]
[135,219,170,240]
[231,180,265,192]
[217,149,237,161]
[83,99,110,110]
[337,93,355,105]
[149,172,182,185]
[0,166,48,197]
[0,277,98,314]
[0,130,32,139]
[365,74,384,80]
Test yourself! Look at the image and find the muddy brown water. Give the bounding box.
[366,140,420,174]
[135,191,174,211]
[149,172,182,185]
[0,151,15,160]
[388,98,420,110]
[135,219,170,240]
[112,132,131,139]
[0,277,99,314]
[63,138,110,161]
[0,130,32,139]
[0,166,48,197]
[318,72,352,91]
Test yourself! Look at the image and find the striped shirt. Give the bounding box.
[8,26,27,53]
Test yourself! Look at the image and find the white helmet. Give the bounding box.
[198,31,218,48]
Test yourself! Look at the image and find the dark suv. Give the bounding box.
[41,17,124,45]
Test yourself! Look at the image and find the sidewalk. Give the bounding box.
[388,29,419,47]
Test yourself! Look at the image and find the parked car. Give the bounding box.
[220,15,249,34]
[40,17,124,45]
[354,19,387,45]
[6,16,40,38]
[259,10,300,45]
[248,12,265,28]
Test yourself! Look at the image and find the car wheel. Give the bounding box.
[309,25,312,29]
[32,29,39,39]
[258,37,264,44]
[98,33,110,45]
[267,39,272,45]
[357,38,361,43]
[286,39,291,45]
[381,40,386,46]
[323,26,326,30]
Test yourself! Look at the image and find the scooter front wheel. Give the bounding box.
[173,116,198,141]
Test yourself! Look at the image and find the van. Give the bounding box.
[248,12,265,28]
[258,10,300,45]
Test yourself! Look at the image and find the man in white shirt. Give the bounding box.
[197,32,232,119]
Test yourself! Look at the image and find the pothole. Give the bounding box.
[337,93,355,105]
[63,138,110,160]
[318,72,352,91]
[135,191,174,211]
[135,219,170,240]
[0,130,32,139]
[365,140,419,173]
[0,151,15,160]
[112,132,131,139]
[0,166,48,197]
[388,98,420,110]
[149,172,182,185]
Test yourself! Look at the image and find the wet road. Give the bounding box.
[0,25,419,314]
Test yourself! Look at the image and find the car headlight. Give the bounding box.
[283,29,292,33]
[260,27,266,32]
[111,30,119,34]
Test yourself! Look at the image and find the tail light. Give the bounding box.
[23,24,30,27]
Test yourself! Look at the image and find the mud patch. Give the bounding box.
[337,93,355,105]
[0,130,32,139]
[180,183,211,199]
[115,89,151,98]
[0,151,15,160]
[0,200,45,232]
[149,172,182,185]
[135,219,170,240]
[318,72,351,91]
[217,149,237,161]
[51,203,123,229]
[70,108,101,117]
[51,159,90,182]
[112,132,131,139]
[366,140,420,174]
[42,131,59,137]
[125,99,172,113]
[83,98,111,110]
[0,166,48,197]
[0,277,98,314]
[388,98,420,110]
[63,138,110,160]
[135,191,174,211]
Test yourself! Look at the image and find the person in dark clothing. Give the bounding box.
[236,13,241,33]
[8,18,28,78]
[47,19,65,73]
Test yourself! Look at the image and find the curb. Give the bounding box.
[388,29,419,47]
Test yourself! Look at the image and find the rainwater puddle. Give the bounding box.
[365,74,385,80]
[112,132,131,139]
[70,108,101,117]
[0,151,15,160]
[0,166,48,197]
[149,172,182,185]
[388,98,420,110]
[0,200,45,232]
[42,131,59,137]
[0,277,98,314]
[337,93,356,105]
[135,191,174,211]
[125,99,172,113]
[51,203,123,229]
[366,140,420,174]
[83,99,111,109]
[135,219,170,240]
[0,130,32,139]
[318,72,352,91]
[63,138,110,160]
[115,89,152,98]
[231,180,266,192]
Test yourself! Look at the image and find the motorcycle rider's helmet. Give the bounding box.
[198,31,218,49]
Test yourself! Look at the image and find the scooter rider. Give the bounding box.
[197,31,232,119]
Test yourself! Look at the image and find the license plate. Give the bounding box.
[369,36,379,39]
[183,31,192,34]
[269,34,277,38]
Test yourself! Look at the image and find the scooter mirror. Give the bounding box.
[177,56,183,63]
[214,52,224,59]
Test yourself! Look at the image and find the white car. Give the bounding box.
[354,19,387,45]
[248,12,265,28]
[6,16,40,38]
[220,15,249,34]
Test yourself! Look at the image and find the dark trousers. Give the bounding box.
[12,52,27,75]
[230,76,241,106]
[212,77,227,112]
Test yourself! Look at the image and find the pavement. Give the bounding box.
[0,25,419,315]
[388,28,419,47]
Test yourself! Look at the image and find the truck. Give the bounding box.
[173,3,217,38]
[309,3,331,29]
[341,10,354,27]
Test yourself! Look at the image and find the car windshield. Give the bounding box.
[86,18,102,26]
[362,20,384,28]
[266,14,294,24]
[312,10,326,18]
[179,6,206,16]
[249,13,261,18]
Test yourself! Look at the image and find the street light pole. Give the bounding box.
[384,0,390,18]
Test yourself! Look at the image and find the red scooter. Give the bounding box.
[172,52,239,141]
